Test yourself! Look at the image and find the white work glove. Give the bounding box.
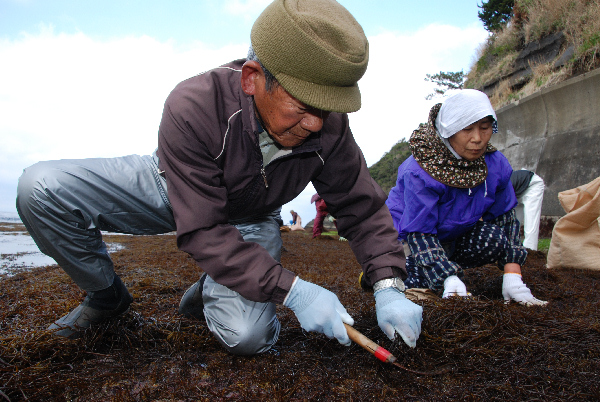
[375,288,423,348]
[284,277,354,346]
[502,273,548,306]
[442,275,470,298]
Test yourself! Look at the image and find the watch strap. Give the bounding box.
[373,277,405,293]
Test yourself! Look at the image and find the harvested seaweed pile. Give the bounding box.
[1,227,600,401]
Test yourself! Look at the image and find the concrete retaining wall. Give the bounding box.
[491,68,600,217]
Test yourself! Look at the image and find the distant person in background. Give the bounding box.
[290,210,299,225]
[511,169,544,250]
[386,89,547,306]
[289,210,303,231]
[311,193,335,238]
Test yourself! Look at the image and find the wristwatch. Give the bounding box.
[373,277,406,293]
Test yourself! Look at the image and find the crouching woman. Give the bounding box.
[386,89,546,305]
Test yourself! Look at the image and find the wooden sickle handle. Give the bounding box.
[344,323,397,364]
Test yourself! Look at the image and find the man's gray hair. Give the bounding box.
[247,46,279,92]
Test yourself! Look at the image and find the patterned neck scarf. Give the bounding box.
[409,103,497,188]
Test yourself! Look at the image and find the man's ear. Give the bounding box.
[241,60,262,96]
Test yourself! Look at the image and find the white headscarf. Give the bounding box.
[435,89,497,139]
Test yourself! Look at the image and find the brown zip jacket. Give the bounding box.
[157,59,405,304]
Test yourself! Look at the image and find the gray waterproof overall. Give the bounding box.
[16,151,280,355]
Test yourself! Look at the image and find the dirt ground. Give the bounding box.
[1,225,600,401]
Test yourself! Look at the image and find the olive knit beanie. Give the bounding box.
[251,0,369,113]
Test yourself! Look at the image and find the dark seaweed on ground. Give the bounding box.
[1,228,599,401]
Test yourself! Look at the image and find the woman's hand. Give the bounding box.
[442,275,470,298]
[502,273,547,306]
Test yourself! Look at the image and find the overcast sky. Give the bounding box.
[0,0,489,224]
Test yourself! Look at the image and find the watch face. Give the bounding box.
[394,278,406,292]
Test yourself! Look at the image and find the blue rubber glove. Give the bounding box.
[284,277,354,346]
[375,288,423,348]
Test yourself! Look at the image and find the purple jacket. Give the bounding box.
[386,151,517,243]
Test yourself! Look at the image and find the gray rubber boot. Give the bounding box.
[48,275,133,339]
[178,273,207,321]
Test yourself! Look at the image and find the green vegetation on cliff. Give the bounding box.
[368,139,412,194]
[467,0,600,108]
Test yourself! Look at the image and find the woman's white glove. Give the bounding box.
[502,273,548,306]
[375,288,423,348]
[442,275,470,298]
[284,277,354,345]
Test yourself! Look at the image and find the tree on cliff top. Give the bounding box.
[478,0,515,32]
[425,70,465,100]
